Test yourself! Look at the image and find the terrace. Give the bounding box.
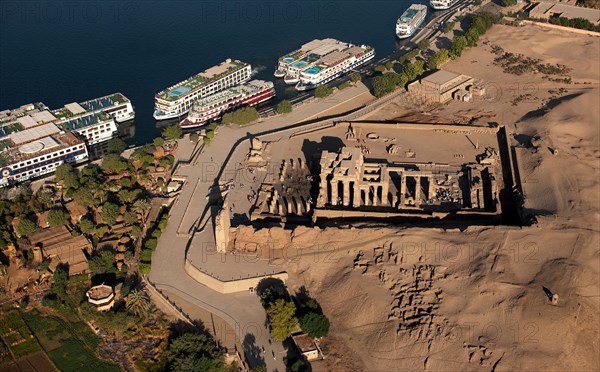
[59,112,111,131]
[156,59,248,102]
[0,130,84,165]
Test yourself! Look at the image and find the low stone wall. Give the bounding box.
[184,259,288,294]
[522,20,600,37]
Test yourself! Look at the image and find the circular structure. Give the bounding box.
[18,141,45,154]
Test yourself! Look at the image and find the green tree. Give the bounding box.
[101,154,128,174]
[79,217,95,235]
[89,250,117,276]
[107,138,127,155]
[418,38,430,51]
[16,217,38,237]
[55,163,80,189]
[126,289,151,317]
[165,333,224,371]
[299,312,330,338]
[123,211,138,226]
[153,137,165,148]
[385,61,395,70]
[314,85,333,98]
[443,21,456,34]
[163,125,182,140]
[449,36,468,58]
[190,132,200,143]
[403,61,425,82]
[465,27,479,46]
[118,188,142,205]
[351,72,361,83]
[277,100,293,114]
[267,299,298,341]
[132,199,150,227]
[36,188,55,208]
[100,202,120,225]
[47,209,69,227]
[49,265,69,299]
[73,188,96,209]
[501,0,516,6]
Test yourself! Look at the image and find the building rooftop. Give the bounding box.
[292,333,318,353]
[529,2,600,24]
[156,59,249,102]
[422,70,461,85]
[87,284,114,301]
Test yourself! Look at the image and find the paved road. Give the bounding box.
[150,84,372,371]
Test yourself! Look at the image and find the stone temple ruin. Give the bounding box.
[251,157,313,222]
[316,147,500,215]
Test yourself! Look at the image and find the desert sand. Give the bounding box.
[236,23,599,370]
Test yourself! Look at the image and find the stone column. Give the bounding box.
[400,174,406,205]
[381,182,389,207]
[415,177,421,207]
[331,180,338,206]
[353,182,361,208]
[343,181,350,206]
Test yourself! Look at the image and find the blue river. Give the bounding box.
[0,1,421,145]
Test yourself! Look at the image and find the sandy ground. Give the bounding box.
[264,23,599,371]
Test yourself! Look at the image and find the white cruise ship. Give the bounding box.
[180,80,275,129]
[295,44,375,91]
[430,0,455,10]
[0,105,88,188]
[396,4,428,39]
[275,39,350,85]
[154,59,252,121]
[52,93,135,145]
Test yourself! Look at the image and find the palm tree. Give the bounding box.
[132,199,150,227]
[126,289,151,317]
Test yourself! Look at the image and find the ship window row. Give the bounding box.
[13,151,85,176]
[173,69,249,106]
[16,145,84,168]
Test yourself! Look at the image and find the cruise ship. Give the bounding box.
[396,4,428,39]
[180,80,275,129]
[51,93,135,145]
[295,44,375,91]
[0,104,88,188]
[154,59,252,121]
[275,39,350,85]
[430,0,455,10]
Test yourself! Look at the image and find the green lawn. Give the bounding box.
[20,309,120,372]
[0,309,42,359]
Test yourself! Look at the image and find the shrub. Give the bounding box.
[338,81,350,90]
[140,249,153,262]
[277,100,293,114]
[144,238,158,250]
[163,125,182,140]
[139,263,151,275]
[350,72,361,83]
[314,85,333,98]
[221,107,259,125]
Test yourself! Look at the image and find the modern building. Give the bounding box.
[86,284,115,311]
[407,69,476,104]
[291,332,323,362]
[528,2,600,25]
